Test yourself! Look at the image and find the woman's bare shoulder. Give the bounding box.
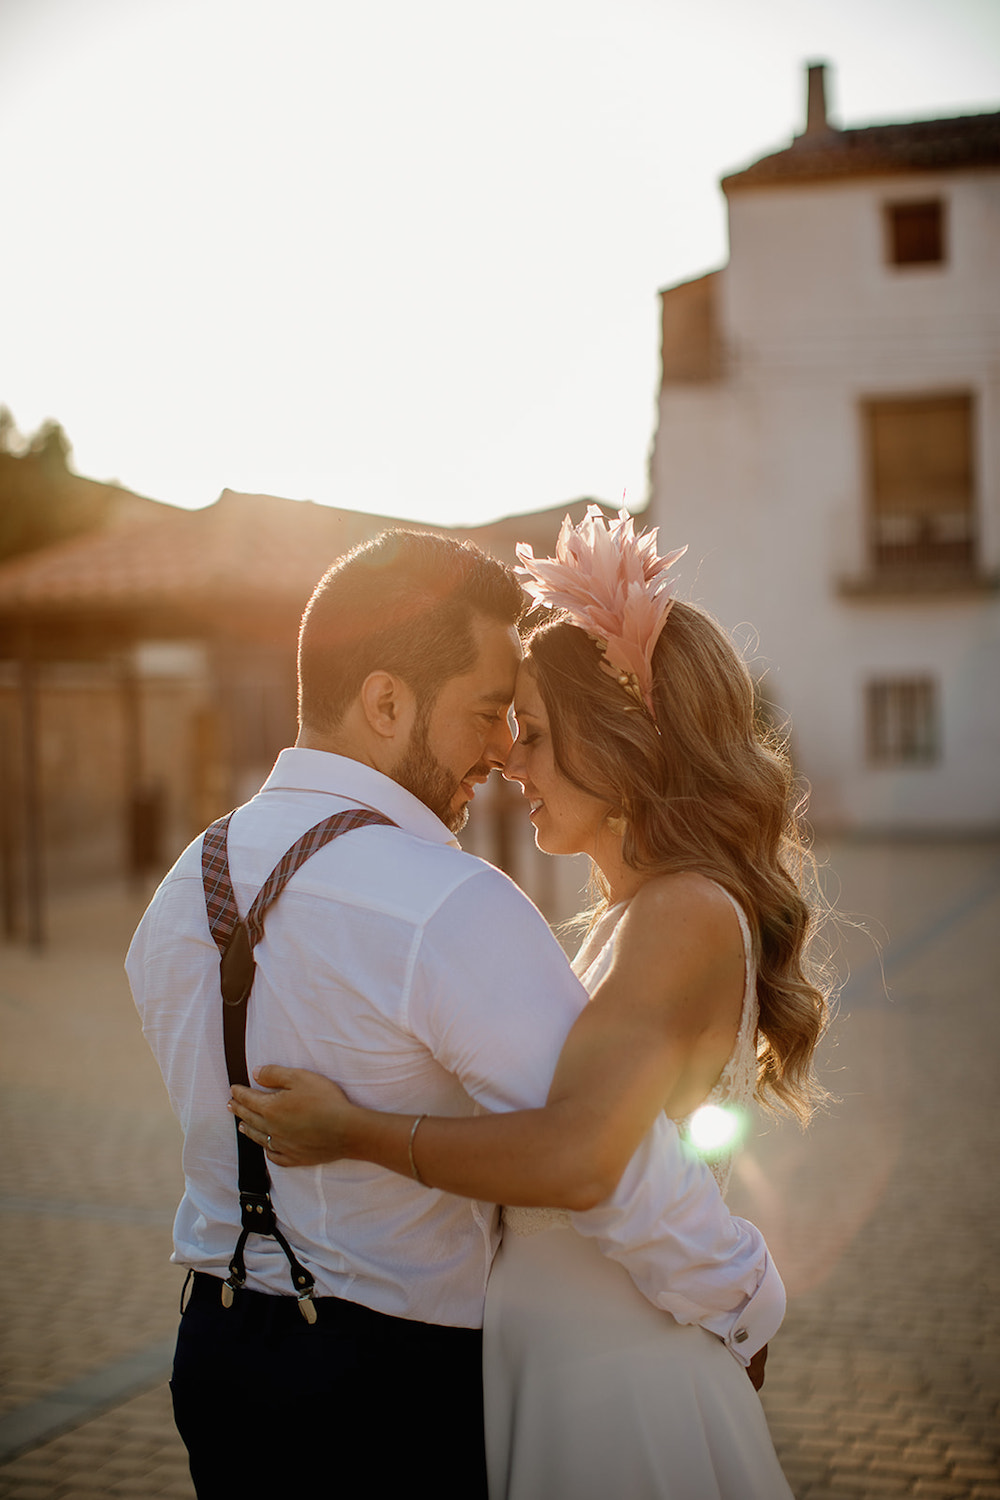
[609,872,743,987]
[625,870,740,934]
[597,872,746,1030]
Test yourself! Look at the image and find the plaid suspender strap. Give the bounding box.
[201,806,397,1321]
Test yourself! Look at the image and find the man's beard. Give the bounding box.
[395,713,471,834]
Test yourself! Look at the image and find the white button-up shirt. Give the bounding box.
[127,748,783,1360]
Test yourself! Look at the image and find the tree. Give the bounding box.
[0,412,112,562]
[0,405,21,454]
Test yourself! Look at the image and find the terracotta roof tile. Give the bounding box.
[0,493,396,611]
[723,109,1000,191]
[0,491,604,618]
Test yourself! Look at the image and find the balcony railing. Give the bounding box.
[871,511,975,575]
[837,510,996,598]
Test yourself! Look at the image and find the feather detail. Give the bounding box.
[515,506,686,720]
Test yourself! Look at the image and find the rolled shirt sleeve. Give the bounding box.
[569,1116,785,1363]
[408,868,785,1362]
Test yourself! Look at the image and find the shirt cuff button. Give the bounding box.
[734,1327,749,1343]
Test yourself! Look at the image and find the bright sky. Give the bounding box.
[2,0,997,527]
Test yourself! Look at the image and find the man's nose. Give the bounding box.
[486,714,515,767]
[502,738,523,782]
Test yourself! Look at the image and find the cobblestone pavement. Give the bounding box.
[1,838,998,1498]
[731,838,1000,1500]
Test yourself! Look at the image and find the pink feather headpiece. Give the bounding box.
[515,506,687,722]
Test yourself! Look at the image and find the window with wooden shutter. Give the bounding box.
[885,200,945,266]
[866,678,939,765]
[865,395,975,575]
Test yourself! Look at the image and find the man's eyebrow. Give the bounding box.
[477,688,516,705]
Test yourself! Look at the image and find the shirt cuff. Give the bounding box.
[699,1237,786,1365]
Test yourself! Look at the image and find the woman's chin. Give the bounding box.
[531,824,568,858]
[530,820,554,855]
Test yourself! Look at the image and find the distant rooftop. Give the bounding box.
[0,489,613,619]
[0,491,381,614]
[723,63,1000,192]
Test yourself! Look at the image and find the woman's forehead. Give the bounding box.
[514,661,544,715]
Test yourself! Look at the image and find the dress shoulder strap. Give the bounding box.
[703,881,753,997]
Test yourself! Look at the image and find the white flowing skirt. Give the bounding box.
[483,1221,793,1500]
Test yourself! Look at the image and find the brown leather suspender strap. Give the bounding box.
[201,806,397,1322]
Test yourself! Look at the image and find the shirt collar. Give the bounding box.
[258,747,461,847]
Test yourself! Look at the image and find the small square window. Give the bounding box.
[886,201,944,266]
[866,678,939,765]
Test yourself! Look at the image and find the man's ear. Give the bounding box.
[359,671,417,741]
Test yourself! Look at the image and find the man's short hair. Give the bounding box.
[298,529,526,731]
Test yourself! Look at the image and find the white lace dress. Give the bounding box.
[482,888,793,1500]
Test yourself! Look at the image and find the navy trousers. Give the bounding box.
[171,1272,488,1498]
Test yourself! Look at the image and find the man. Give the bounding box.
[127,529,782,1498]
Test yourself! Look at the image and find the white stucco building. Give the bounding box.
[649,66,1000,832]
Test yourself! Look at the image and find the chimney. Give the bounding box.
[804,61,831,138]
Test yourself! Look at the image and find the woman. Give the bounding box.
[232,508,831,1499]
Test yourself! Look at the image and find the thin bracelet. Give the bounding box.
[408,1114,428,1185]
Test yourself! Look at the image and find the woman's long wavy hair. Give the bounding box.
[526,603,834,1124]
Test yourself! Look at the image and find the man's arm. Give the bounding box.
[566,1114,784,1365]
[409,868,785,1364]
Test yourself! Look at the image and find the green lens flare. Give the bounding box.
[688,1104,744,1154]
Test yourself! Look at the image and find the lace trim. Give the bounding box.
[502,1205,573,1238]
